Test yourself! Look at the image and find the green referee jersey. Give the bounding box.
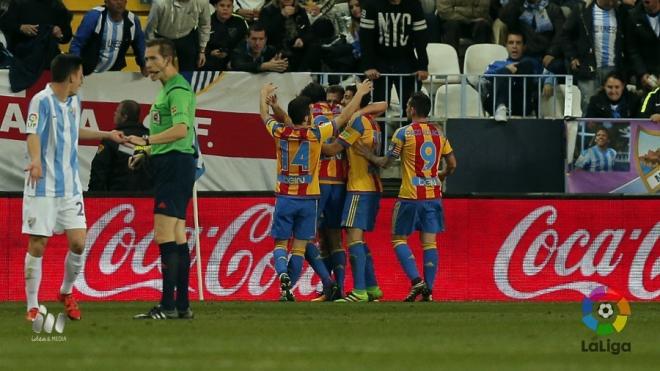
[149,73,196,156]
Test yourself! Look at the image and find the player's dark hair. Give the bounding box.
[288,96,312,125]
[408,91,431,117]
[327,85,345,98]
[299,82,326,104]
[344,85,357,97]
[119,100,141,124]
[359,92,371,108]
[51,54,83,83]
[146,38,177,61]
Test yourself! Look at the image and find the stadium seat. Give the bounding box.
[463,43,508,87]
[433,84,484,119]
[540,84,582,118]
[426,43,461,85]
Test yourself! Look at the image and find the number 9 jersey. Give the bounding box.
[388,122,453,200]
[265,117,335,197]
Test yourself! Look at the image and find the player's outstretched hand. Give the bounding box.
[261,83,277,99]
[126,135,147,146]
[109,130,127,144]
[25,160,42,188]
[356,79,373,97]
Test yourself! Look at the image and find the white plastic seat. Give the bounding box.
[463,43,508,87]
[433,84,484,119]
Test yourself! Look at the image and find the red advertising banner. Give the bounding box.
[1,197,658,302]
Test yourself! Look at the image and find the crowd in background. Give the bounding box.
[0,0,657,120]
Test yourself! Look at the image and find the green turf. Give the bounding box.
[0,301,658,371]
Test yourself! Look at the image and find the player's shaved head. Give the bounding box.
[288,96,312,125]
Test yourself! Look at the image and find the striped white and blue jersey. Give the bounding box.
[25,84,82,197]
[575,145,616,172]
[95,14,125,73]
[592,4,617,69]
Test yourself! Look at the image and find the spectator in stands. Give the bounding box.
[70,0,146,76]
[574,127,617,172]
[260,0,320,71]
[561,0,627,110]
[0,0,72,72]
[625,0,660,91]
[639,87,660,122]
[204,0,248,71]
[234,0,265,23]
[323,0,362,73]
[585,71,641,118]
[89,100,153,192]
[145,0,211,71]
[436,0,492,53]
[481,30,553,122]
[360,0,429,113]
[231,22,288,72]
[499,0,565,74]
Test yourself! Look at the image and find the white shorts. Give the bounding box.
[22,194,87,237]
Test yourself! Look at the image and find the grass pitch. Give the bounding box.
[0,301,658,371]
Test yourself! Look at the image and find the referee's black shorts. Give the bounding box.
[151,151,196,220]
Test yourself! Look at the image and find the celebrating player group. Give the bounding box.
[260,79,456,303]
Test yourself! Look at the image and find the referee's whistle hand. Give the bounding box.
[126,135,146,146]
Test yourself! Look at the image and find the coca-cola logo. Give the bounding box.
[76,203,321,298]
[495,206,660,300]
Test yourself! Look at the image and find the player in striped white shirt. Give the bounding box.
[574,128,617,172]
[23,54,125,323]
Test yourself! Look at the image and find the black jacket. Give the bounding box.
[561,1,626,80]
[204,14,248,71]
[624,2,660,80]
[88,123,153,192]
[585,89,641,118]
[0,0,72,59]
[500,0,565,57]
[230,41,278,73]
[259,3,313,54]
[640,87,660,117]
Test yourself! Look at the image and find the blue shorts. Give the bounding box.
[271,197,318,240]
[152,151,196,220]
[392,199,445,236]
[319,184,346,229]
[341,192,380,232]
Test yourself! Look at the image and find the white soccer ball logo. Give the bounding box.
[597,303,615,319]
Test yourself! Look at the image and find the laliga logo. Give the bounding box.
[580,286,632,355]
[581,286,630,335]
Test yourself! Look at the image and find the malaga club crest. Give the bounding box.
[634,127,660,193]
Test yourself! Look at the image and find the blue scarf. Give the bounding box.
[519,0,553,33]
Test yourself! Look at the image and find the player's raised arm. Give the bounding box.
[359,101,388,117]
[334,80,372,128]
[260,83,277,123]
[266,92,292,126]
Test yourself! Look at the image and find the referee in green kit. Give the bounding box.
[129,38,197,320]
